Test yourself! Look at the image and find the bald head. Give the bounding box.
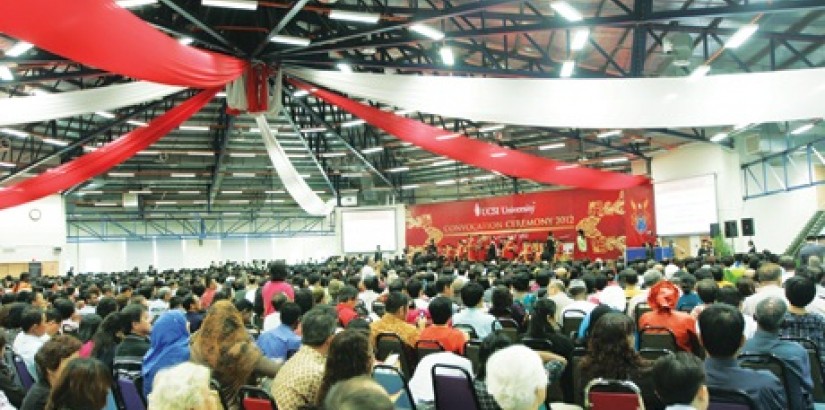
[754,297,788,333]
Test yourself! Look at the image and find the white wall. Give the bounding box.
[335,204,406,256]
[0,195,67,271]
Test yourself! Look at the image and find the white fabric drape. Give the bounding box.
[287,67,825,129]
[225,71,282,115]
[0,81,183,126]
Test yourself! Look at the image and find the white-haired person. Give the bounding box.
[486,345,581,410]
[147,362,221,410]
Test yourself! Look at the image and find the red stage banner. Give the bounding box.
[0,0,246,88]
[406,186,655,261]
[0,89,218,210]
[288,78,650,190]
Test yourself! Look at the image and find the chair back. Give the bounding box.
[454,324,478,340]
[376,332,414,379]
[634,303,652,327]
[781,336,825,402]
[415,339,444,362]
[372,364,416,410]
[12,353,34,391]
[639,348,673,361]
[431,363,479,410]
[116,377,147,410]
[584,378,643,410]
[210,378,230,410]
[737,353,792,407]
[372,301,386,317]
[521,337,553,352]
[492,319,520,343]
[708,386,757,410]
[561,309,586,339]
[571,347,587,406]
[240,385,278,410]
[463,339,482,375]
[638,326,680,352]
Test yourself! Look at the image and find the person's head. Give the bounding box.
[35,335,82,386]
[148,362,220,410]
[647,281,680,312]
[384,291,410,319]
[269,262,288,281]
[435,275,454,297]
[44,308,61,337]
[294,288,315,314]
[323,376,393,410]
[301,305,338,349]
[460,282,484,308]
[756,263,782,284]
[753,297,787,333]
[491,285,514,311]
[486,345,547,410]
[785,275,816,309]
[568,279,587,300]
[233,299,254,324]
[696,279,719,304]
[45,357,112,410]
[677,273,696,294]
[698,304,744,358]
[652,352,709,410]
[121,303,152,337]
[270,292,288,312]
[20,306,46,336]
[92,311,127,357]
[337,286,359,307]
[715,287,743,308]
[778,255,796,271]
[182,294,200,312]
[96,297,119,319]
[53,298,75,321]
[528,298,557,338]
[477,333,513,380]
[427,296,453,325]
[273,301,299,329]
[78,314,103,343]
[317,329,374,404]
[736,277,756,298]
[406,279,423,299]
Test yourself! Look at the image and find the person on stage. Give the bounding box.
[575,229,588,260]
[487,237,499,262]
[544,232,557,263]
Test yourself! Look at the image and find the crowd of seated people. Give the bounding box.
[0,248,820,410]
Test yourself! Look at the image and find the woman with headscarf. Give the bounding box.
[190,300,281,410]
[638,280,701,354]
[141,310,190,398]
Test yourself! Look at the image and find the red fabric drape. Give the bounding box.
[0,89,218,210]
[246,65,270,113]
[289,79,650,190]
[0,0,246,88]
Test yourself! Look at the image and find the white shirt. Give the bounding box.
[13,333,44,379]
[742,284,786,317]
[408,352,474,403]
[627,290,651,319]
[263,312,281,332]
[77,305,96,316]
[147,299,169,319]
[359,290,380,314]
[245,288,257,304]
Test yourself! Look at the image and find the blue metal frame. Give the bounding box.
[742,135,825,200]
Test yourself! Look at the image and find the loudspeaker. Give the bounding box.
[724,220,739,238]
[741,218,755,236]
[710,223,720,237]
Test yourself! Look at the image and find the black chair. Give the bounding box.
[571,347,587,406]
[738,353,793,408]
[561,309,586,339]
[781,336,825,403]
[491,318,520,343]
[240,385,279,410]
[521,337,563,402]
[462,339,482,375]
[707,386,757,410]
[210,378,230,410]
[376,332,415,379]
[373,364,416,410]
[432,363,480,410]
[638,326,680,352]
[415,339,444,362]
[634,302,652,327]
[454,324,478,340]
[639,348,673,361]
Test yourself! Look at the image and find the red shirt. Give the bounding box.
[337,303,358,327]
[419,325,468,354]
[638,310,699,353]
[200,288,216,309]
[261,281,295,316]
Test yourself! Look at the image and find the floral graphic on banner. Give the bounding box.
[575,191,627,255]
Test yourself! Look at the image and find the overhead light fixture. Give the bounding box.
[42,138,68,147]
[361,147,383,154]
[395,109,414,116]
[478,124,505,133]
[597,129,622,139]
[94,202,120,207]
[293,90,310,97]
[299,174,311,178]
[601,157,629,164]
[401,184,419,190]
[560,60,575,78]
[193,200,208,204]
[0,67,13,81]
[329,10,381,24]
[229,199,249,204]
[232,172,257,177]
[265,190,285,194]
[108,172,135,177]
[0,161,15,168]
[570,28,589,51]
[0,128,28,138]
[490,152,507,158]
[689,65,711,78]
[179,125,210,132]
[410,24,445,41]
[78,190,103,195]
[539,142,565,150]
[300,127,326,133]
[95,111,116,119]
[341,119,365,127]
[6,41,33,57]
[440,46,455,66]
[171,173,196,178]
[733,123,751,131]
[129,190,152,194]
[155,201,178,205]
[550,1,583,22]
[222,190,243,194]
[474,175,496,181]
[432,159,456,167]
[320,152,347,158]
[230,152,256,158]
[201,0,257,10]
[270,35,311,46]
[337,62,353,73]
[116,0,158,8]
[178,190,200,194]
[435,133,460,141]
[186,151,213,156]
[387,166,410,173]
[127,120,148,127]
[791,123,815,135]
[216,92,227,98]
[725,24,759,49]
[435,179,456,185]
[178,37,195,45]
[710,132,729,142]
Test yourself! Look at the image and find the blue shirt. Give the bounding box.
[256,324,301,360]
[453,307,496,339]
[676,293,701,312]
[704,357,786,410]
[743,329,814,410]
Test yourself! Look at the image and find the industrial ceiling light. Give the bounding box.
[201,0,257,10]
[791,123,815,135]
[6,42,33,57]
[597,129,621,139]
[117,0,158,8]
[361,147,383,154]
[435,179,456,185]
[328,10,381,24]
[689,65,711,78]
[0,67,13,81]
[570,28,589,51]
[550,1,583,22]
[387,166,410,173]
[341,119,365,127]
[478,124,505,132]
[95,111,116,119]
[601,157,629,164]
[560,60,575,77]
[0,128,28,138]
[724,24,758,49]
[178,37,195,45]
[337,62,353,73]
[539,142,565,150]
[410,24,445,41]
[179,125,209,131]
[440,46,455,66]
[710,132,729,142]
[270,35,311,46]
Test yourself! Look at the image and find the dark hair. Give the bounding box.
[527,298,557,339]
[337,286,358,303]
[754,297,787,333]
[460,282,484,308]
[169,296,183,310]
[302,305,338,347]
[316,330,372,404]
[280,302,303,327]
[536,271,551,287]
[384,292,409,314]
[20,307,44,333]
[233,299,253,313]
[182,294,199,311]
[120,304,146,333]
[677,273,696,294]
[477,333,513,380]
[698,304,744,357]
[622,270,639,286]
[757,263,782,283]
[295,288,315,314]
[53,298,75,321]
[91,312,125,360]
[45,308,61,324]
[580,313,648,383]
[406,279,423,298]
[435,276,453,294]
[96,297,119,319]
[269,262,288,281]
[785,275,816,308]
[489,285,513,314]
[513,274,531,292]
[34,335,82,385]
[696,279,718,304]
[652,352,705,406]
[428,297,453,325]
[78,314,103,343]
[736,277,756,298]
[715,287,743,308]
[45,357,112,410]
[362,276,380,293]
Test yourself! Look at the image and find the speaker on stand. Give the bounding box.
[724,220,738,253]
[710,223,720,237]
[741,218,755,237]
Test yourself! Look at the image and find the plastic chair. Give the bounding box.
[116,377,147,410]
[12,353,34,391]
[240,385,278,410]
[634,303,652,327]
[584,378,643,410]
[572,347,587,406]
[376,332,415,379]
[491,318,520,343]
[415,339,444,362]
[738,353,793,408]
[562,309,586,339]
[463,339,482,375]
[781,336,825,402]
[638,326,680,352]
[708,386,757,410]
[372,364,416,410]
[454,324,478,340]
[432,363,480,410]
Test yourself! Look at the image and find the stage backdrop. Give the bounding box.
[406,186,655,260]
